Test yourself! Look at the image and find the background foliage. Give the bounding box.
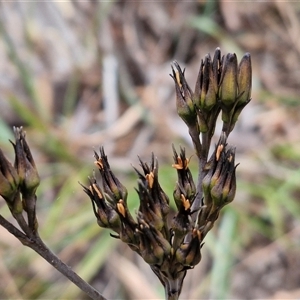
[0,1,300,299]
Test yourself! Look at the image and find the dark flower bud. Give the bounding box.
[139,230,162,265]
[81,178,121,231]
[170,61,197,127]
[94,147,128,203]
[219,53,238,107]
[137,217,171,266]
[12,127,40,196]
[237,52,252,106]
[202,132,227,195]
[194,52,219,112]
[11,127,39,232]
[220,52,252,134]
[172,145,196,202]
[201,133,237,224]
[134,154,170,219]
[136,181,164,231]
[171,211,192,250]
[194,57,208,109]
[210,148,237,208]
[225,53,252,132]
[0,149,21,213]
[175,228,202,267]
[212,47,222,94]
[89,148,139,245]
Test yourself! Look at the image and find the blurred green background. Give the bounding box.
[0,1,300,299]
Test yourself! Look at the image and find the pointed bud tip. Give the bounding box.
[242,52,251,59]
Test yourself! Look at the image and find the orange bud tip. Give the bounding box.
[175,69,182,89]
[216,144,224,161]
[181,194,191,211]
[117,200,126,218]
[172,156,190,170]
[92,183,103,199]
[145,172,155,188]
[94,159,104,170]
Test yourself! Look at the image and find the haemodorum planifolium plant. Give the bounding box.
[81,48,252,299]
[0,48,251,300]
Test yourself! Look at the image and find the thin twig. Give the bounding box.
[0,215,107,300]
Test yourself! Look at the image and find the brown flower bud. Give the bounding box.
[172,145,196,202]
[81,178,121,231]
[94,147,128,203]
[11,127,39,232]
[0,149,20,205]
[12,127,39,196]
[219,53,238,107]
[171,211,192,249]
[175,228,202,267]
[210,148,237,208]
[171,61,197,127]
[194,51,220,112]
[201,133,237,225]
[134,154,170,220]
[237,52,252,106]
[136,182,164,231]
[137,217,171,266]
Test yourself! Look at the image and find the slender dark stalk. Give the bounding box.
[23,193,37,233]
[0,214,28,242]
[11,211,35,239]
[191,130,210,224]
[0,215,107,300]
[164,275,185,300]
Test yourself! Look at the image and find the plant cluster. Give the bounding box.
[0,48,251,300]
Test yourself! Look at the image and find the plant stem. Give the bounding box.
[191,156,207,224]
[0,215,107,300]
[165,279,181,300]
[191,130,210,224]
[163,272,186,300]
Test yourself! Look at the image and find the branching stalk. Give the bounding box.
[0,48,252,300]
[0,215,107,300]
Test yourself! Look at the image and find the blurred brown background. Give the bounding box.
[0,1,300,299]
